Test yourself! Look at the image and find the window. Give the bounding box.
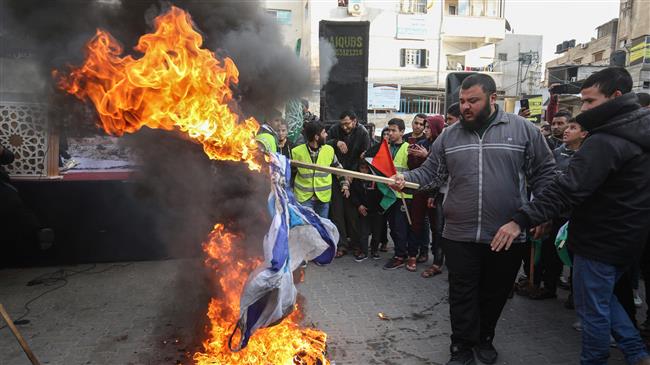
[498,53,507,61]
[266,9,291,25]
[400,49,430,68]
[400,0,427,14]
[448,5,457,14]
[574,57,582,64]
[593,51,604,62]
[643,81,650,89]
[338,0,348,6]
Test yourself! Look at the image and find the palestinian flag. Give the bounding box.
[365,139,398,211]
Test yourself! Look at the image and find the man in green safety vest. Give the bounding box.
[291,121,350,218]
[256,110,283,153]
[377,118,417,272]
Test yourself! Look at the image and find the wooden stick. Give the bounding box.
[401,196,412,226]
[0,304,41,365]
[289,160,420,190]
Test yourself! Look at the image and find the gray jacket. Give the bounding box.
[403,108,555,244]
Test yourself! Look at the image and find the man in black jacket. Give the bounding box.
[492,67,650,365]
[327,110,371,257]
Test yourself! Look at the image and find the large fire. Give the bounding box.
[195,225,328,364]
[54,6,260,170]
[54,6,329,364]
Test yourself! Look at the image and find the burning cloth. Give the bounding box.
[229,153,339,351]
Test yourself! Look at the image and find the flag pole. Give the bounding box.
[289,160,420,190]
[401,196,412,226]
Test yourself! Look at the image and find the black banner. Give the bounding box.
[319,21,369,125]
[445,72,475,112]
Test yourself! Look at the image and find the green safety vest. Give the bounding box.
[256,131,277,153]
[291,144,335,203]
[393,143,412,199]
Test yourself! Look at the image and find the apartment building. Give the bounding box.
[263,0,507,116]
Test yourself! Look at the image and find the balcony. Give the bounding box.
[442,15,505,43]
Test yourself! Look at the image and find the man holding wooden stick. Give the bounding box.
[365,118,418,272]
[392,74,555,365]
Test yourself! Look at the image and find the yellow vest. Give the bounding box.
[393,142,413,199]
[256,131,277,153]
[291,144,335,203]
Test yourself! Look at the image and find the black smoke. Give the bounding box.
[1,0,307,256]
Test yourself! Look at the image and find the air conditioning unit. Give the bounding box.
[348,0,363,16]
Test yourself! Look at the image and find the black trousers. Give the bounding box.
[329,186,360,252]
[358,211,384,255]
[443,238,525,347]
[535,221,566,293]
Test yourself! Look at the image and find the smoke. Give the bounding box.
[318,38,338,88]
[1,0,312,117]
[0,0,305,255]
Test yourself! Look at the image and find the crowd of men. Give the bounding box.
[256,69,650,365]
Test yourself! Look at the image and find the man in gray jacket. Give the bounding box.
[393,74,555,365]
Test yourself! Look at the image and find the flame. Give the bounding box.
[55,7,329,363]
[194,224,329,365]
[54,6,260,170]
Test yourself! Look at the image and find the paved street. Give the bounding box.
[0,254,633,365]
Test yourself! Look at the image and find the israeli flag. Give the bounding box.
[229,153,339,351]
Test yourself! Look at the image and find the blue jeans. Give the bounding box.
[573,254,649,365]
[300,199,329,219]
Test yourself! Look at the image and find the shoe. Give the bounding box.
[416,253,428,263]
[564,293,575,309]
[370,251,381,260]
[354,253,368,262]
[379,243,388,252]
[558,276,571,290]
[634,290,643,307]
[474,338,498,364]
[405,257,417,272]
[300,260,308,268]
[447,345,475,365]
[383,257,405,270]
[572,319,582,332]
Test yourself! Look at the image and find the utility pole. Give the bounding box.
[515,43,521,96]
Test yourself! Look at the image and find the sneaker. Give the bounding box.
[572,319,583,332]
[474,337,498,364]
[370,251,381,260]
[447,345,476,365]
[558,276,571,290]
[354,253,368,262]
[383,257,405,270]
[300,260,308,268]
[634,290,643,308]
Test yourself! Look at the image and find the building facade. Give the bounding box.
[545,18,619,84]
[616,0,650,91]
[494,34,543,97]
[263,0,507,117]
